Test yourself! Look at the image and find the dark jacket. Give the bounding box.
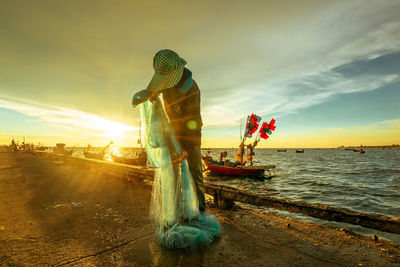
[162,68,202,153]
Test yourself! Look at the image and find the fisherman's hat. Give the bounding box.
[146,49,187,93]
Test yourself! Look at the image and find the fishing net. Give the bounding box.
[139,96,220,249]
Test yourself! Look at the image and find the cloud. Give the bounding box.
[319,119,400,135]
[0,95,137,137]
[1,0,399,132]
[201,8,400,127]
[324,128,344,132]
[202,70,398,127]
[353,118,400,134]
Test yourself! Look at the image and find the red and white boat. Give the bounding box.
[202,157,275,178]
[201,114,277,178]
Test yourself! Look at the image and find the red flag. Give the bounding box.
[268,119,276,131]
[259,119,276,140]
[259,122,269,139]
[260,131,269,140]
[246,114,261,134]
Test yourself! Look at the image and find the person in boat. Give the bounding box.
[148,49,206,212]
[203,154,213,162]
[235,143,245,166]
[244,139,258,166]
[244,143,254,166]
[137,150,147,160]
[86,144,92,153]
[219,151,227,164]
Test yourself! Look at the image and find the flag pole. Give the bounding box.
[240,118,242,142]
[239,116,250,147]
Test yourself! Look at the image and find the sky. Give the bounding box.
[0,0,399,148]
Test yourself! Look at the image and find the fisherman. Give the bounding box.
[235,143,245,166]
[219,151,227,163]
[145,49,206,212]
[244,143,256,166]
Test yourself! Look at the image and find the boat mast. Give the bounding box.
[240,118,242,142]
[239,116,250,147]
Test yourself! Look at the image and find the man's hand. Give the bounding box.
[171,150,188,164]
[149,90,161,101]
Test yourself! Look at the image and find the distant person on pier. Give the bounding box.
[10,139,17,152]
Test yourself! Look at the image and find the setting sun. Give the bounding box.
[106,127,127,139]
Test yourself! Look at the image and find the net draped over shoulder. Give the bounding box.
[139,97,221,249]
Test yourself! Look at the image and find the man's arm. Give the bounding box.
[178,81,203,152]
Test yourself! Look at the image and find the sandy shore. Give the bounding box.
[0,152,399,266]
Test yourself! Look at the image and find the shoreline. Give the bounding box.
[30,150,400,236]
[236,202,400,244]
[1,152,399,265]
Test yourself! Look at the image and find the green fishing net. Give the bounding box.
[139,96,220,248]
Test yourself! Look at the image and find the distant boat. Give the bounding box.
[111,151,147,166]
[84,142,113,160]
[112,123,148,166]
[84,151,105,160]
[277,149,286,152]
[295,149,304,153]
[358,149,365,154]
[53,143,73,155]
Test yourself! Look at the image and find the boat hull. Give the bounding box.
[202,158,270,177]
[111,155,147,166]
[53,148,72,155]
[84,151,104,160]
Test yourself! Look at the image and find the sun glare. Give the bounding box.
[89,118,136,140]
[106,128,125,139]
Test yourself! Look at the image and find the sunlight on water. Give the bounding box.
[70,146,143,162]
[105,146,123,162]
[110,146,122,156]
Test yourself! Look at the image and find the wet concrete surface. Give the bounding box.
[1,152,399,266]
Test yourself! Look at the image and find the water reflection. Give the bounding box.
[104,146,123,162]
[147,235,222,266]
[70,146,144,162]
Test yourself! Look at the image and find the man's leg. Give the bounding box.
[187,146,206,212]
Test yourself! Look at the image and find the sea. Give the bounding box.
[204,148,400,219]
[58,146,400,241]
